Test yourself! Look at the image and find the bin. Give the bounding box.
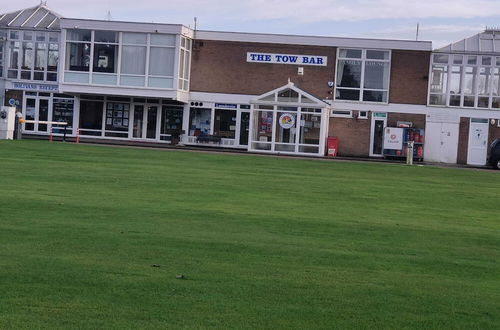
[327,137,339,157]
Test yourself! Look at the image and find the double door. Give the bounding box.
[23,97,50,133]
[132,104,159,140]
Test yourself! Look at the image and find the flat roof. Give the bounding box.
[195,30,432,51]
[60,18,193,37]
[60,17,431,51]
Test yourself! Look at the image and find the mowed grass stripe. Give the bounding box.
[0,140,499,329]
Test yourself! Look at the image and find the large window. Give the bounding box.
[7,30,59,81]
[64,29,189,90]
[178,36,192,91]
[429,53,500,109]
[336,48,390,103]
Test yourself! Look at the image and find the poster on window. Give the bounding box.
[279,113,295,129]
[383,127,403,150]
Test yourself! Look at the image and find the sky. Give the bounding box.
[4,0,500,48]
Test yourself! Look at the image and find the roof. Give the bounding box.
[0,3,62,30]
[435,30,500,54]
[196,30,432,52]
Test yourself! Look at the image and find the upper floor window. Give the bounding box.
[6,30,59,81]
[64,29,189,90]
[335,48,391,103]
[429,53,500,109]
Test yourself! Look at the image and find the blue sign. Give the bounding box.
[215,103,238,109]
[12,82,59,92]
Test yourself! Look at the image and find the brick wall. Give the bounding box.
[190,40,336,99]
[328,112,371,157]
[457,118,470,164]
[191,40,431,105]
[389,51,430,105]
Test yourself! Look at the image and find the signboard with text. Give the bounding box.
[247,52,327,66]
[384,127,404,150]
[12,82,59,92]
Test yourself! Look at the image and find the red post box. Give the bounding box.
[327,137,339,157]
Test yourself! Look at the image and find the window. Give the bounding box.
[429,53,500,109]
[214,109,237,139]
[358,111,368,119]
[160,105,183,141]
[105,102,129,137]
[66,42,90,71]
[52,98,74,130]
[336,48,390,103]
[178,36,192,91]
[189,108,211,136]
[79,100,103,136]
[93,31,118,73]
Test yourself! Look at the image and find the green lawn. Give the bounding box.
[0,140,499,329]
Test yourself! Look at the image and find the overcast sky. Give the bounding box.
[4,0,500,48]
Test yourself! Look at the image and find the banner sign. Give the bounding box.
[247,52,327,66]
[12,82,59,92]
[384,127,404,150]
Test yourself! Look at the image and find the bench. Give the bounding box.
[196,134,221,144]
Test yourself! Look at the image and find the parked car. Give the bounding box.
[488,138,500,169]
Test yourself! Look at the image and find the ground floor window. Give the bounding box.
[52,98,75,132]
[160,105,183,142]
[80,100,104,136]
[214,109,236,139]
[105,102,130,138]
[189,107,211,136]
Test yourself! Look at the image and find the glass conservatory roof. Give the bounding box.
[252,82,328,107]
[435,29,500,54]
[0,3,61,30]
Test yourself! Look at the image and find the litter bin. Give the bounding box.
[327,137,339,157]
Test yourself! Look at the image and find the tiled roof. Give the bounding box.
[0,3,62,30]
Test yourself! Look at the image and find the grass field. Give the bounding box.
[0,140,499,329]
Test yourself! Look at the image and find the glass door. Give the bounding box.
[132,105,144,138]
[24,98,36,131]
[239,112,250,145]
[38,98,49,132]
[370,112,387,157]
[146,105,158,139]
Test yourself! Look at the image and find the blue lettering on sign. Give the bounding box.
[12,82,58,92]
[215,103,237,109]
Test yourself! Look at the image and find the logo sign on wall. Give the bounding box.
[279,113,296,129]
[247,52,327,66]
[383,127,404,150]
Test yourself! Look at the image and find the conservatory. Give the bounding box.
[249,82,330,156]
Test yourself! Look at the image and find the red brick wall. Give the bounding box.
[328,112,371,157]
[328,112,426,157]
[191,40,431,105]
[190,40,336,99]
[389,51,430,105]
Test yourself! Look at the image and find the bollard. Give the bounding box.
[406,141,414,165]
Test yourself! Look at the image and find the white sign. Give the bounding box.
[247,52,327,66]
[279,113,296,129]
[384,127,404,150]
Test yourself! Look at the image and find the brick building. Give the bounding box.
[1,4,499,165]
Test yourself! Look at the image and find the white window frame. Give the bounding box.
[335,48,391,104]
[428,53,500,110]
